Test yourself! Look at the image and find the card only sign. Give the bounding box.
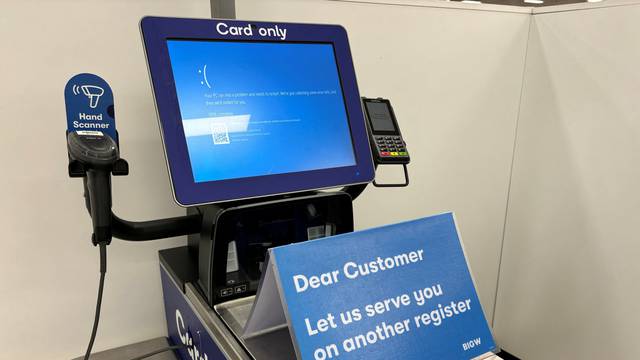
[243,213,497,360]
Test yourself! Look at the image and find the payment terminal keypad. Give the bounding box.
[374,135,409,159]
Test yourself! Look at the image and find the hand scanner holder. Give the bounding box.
[66,131,202,245]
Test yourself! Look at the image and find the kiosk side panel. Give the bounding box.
[160,265,228,360]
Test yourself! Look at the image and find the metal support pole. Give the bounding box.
[211,0,236,19]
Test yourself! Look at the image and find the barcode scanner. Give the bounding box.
[67,130,131,359]
[67,131,122,245]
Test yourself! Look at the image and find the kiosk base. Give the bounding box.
[159,191,353,360]
[159,247,507,360]
[160,246,292,360]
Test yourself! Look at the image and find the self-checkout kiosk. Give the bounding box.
[67,16,500,360]
[147,16,414,359]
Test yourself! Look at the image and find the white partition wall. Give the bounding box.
[493,3,640,358]
[0,1,531,358]
[236,0,531,324]
[8,0,639,358]
[0,1,210,358]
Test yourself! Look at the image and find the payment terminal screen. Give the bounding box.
[166,40,356,183]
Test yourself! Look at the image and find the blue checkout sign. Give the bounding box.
[64,73,117,142]
[270,213,496,360]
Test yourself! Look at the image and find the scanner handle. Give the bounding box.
[84,170,113,245]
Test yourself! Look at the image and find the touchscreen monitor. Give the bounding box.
[166,40,356,183]
[142,17,374,206]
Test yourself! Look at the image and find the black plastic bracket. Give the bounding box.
[68,158,129,178]
[373,163,409,188]
[111,212,202,241]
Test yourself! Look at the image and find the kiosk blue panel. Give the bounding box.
[160,266,226,360]
[141,17,375,206]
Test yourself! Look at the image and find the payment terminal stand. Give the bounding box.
[362,97,410,188]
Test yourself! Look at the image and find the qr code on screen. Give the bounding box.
[211,123,230,145]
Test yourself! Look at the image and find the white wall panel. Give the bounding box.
[494,5,640,358]
[237,0,531,323]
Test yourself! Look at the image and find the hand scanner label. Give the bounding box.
[64,73,117,142]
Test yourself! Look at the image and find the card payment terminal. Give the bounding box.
[363,97,410,164]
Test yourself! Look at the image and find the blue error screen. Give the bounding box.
[166,40,356,183]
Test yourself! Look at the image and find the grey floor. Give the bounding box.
[71,337,178,360]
